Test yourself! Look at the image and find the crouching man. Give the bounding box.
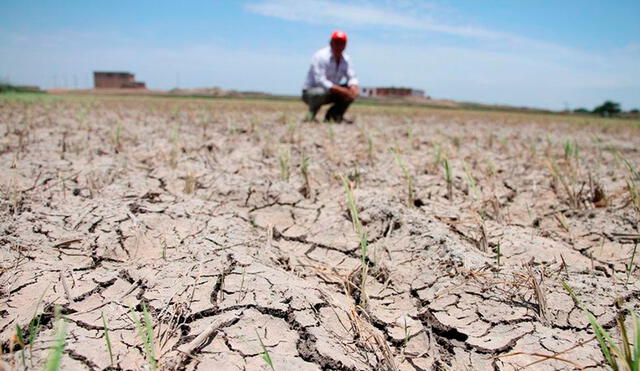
[302,30,359,123]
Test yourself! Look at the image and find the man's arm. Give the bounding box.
[329,84,358,101]
[332,57,358,100]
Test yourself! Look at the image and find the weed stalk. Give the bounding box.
[627,243,638,284]
[444,158,453,200]
[300,154,311,198]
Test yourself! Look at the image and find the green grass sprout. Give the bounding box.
[45,306,67,371]
[102,312,114,368]
[255,329,275,370]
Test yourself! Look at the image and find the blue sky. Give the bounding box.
[1,0,639,110]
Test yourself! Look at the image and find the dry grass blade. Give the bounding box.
[519,336,595,369]
[478,223,489,253]
[526,264,548,325]
[498,344,591,370]
[344,295,397,371]
[627,243,638,284]
[59,269,73,302]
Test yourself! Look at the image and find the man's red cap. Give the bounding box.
[331,30,347,42]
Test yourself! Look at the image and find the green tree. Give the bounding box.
[592,100,621,117]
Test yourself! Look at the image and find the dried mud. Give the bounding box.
[1,96,639,370]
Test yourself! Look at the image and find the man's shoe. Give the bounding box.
[324,115,354,124]
[331,116,355,124]
[341,117,355,124]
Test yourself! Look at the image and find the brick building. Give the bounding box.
[93,72,146,89]
[360,87,425,98]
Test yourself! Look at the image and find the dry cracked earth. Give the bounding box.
[1,95,639,370]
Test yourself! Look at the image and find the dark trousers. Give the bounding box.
[302,85,353,122]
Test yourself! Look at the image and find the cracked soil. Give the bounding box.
[1,95,639,370]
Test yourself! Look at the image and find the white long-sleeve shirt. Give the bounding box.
[303,46,358,91]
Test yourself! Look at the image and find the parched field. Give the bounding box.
[1,94,639,370]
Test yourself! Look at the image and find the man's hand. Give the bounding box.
[349,85,359,99]
[330,84,359,101]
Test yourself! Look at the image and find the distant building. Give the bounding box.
[93,72,146,89]
[361,86,426,98]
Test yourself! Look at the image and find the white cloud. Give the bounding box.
[246,0,509,41]
[245,0,627,63]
